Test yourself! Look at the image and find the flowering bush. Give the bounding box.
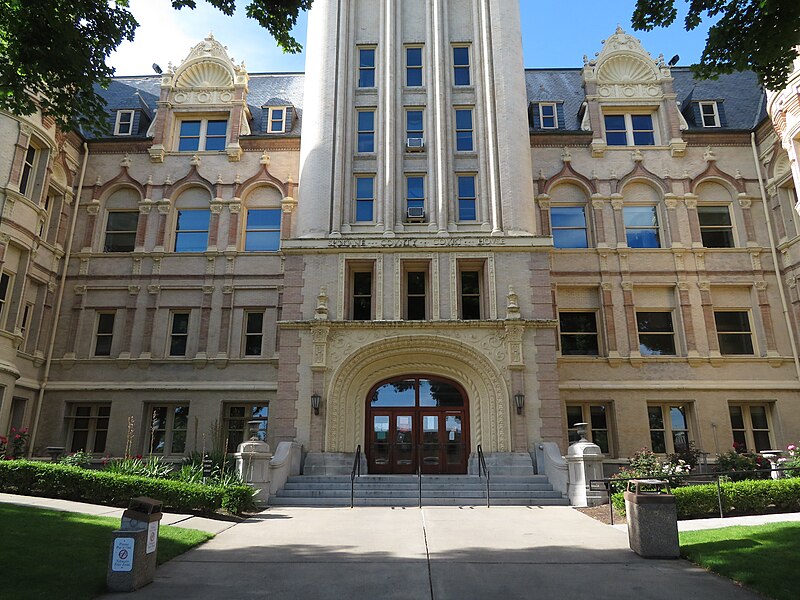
[716,448,772,481]
[611,448,692,492]
[779,442,800,477]
[0,435,7,459]
[59,451,94,468]
[9,427,29,458]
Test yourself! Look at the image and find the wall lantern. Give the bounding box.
[311,393,322,415]
[514,393,525,415]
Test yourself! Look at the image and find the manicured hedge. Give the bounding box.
[0,461,254,515]
[611,477,800,519]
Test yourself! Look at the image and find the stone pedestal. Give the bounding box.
[566,438,604,507]
[235,440,273,504]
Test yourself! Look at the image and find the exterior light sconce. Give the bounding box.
[311,393,321,416]
[514,393,525,415]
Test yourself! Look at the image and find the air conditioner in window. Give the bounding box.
[407,206,425,221]
[406,137,425,151]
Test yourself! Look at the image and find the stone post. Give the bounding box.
[235,440,273,504]
[566,430,605,507]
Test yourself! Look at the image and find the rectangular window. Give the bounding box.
[405,267,428,320]
[148,405,189,454]
[0,272,11,325]
[539,103,558,129]
[19,146,38,197]
[67,404,111,453]
[460,270,482,320]
[358,47,376,88]
[178,119,228,152]
[637,312,676,356]
[624,205,660,248]
[648,404,690,454]
[406,175,425,219]
[566,404,611,454]
[355,176,375,222]
[729,404,772,452]
[267,107,286,133]
[225,404,269,450]
[406,109,424,146]
[243,311,264,356]
[357,110,375,153]
[457,175,477,221]
[699,102,720,128]
[94,312,115,357]
[245,209,281,252]
[698,205,735,248]
[174,209,210,252]
[169,312,190,357]
[104,211,139,252]
[715,311,754,355]
[604,114,655,146]
[551,206,588,248]
[351,270,373,321]
[406,46,423,87]
[455,108,474,152]
[559,312,599,356]
[114,110,135,136]
[453,46,471,86]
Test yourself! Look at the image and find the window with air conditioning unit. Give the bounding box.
[406,137,425,151]
[407,206,425,220]
[406,175,425,221]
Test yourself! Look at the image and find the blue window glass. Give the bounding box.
[406,110,424,142]
[631,115,655,146]
[455,109,474,151]
[269,109,285,133]
[174,209,210,253]
[205,120,227,148]
[407,176,425,210]
[357,111,375,153]
[359,48,376,88]
[540,104,557,129]
[604,115,627,146]
[406,47,423,87]
[624,206,660,248]
[551,206,588,248]
[457,175,477,221]
[245,209,281,252]
[355,177,375,222]
[453,47,471,86]
[178,121,201,152]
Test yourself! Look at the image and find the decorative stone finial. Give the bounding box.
[146,175,153,185]
[260,152,270,166]
[235,172,242,184]
[704,146,717,162]
[94,176,102,186]
[216,173,223,184]
[610,169,617,180]
[120,153,132,168]
[165,174,173,186]
[631,148,644,162]
[315,287,329,320]
[190,154,201,166]
[561,147,572,163]
[506,286,521,320]
[615,24,625,35]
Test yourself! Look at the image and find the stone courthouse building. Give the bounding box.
[2,0,800,482]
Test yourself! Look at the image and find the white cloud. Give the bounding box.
[108,0,307,76]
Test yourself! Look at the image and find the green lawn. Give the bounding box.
[680,522,800,600]
[0,503,214,600]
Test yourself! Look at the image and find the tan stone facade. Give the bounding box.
[0,9,798,474]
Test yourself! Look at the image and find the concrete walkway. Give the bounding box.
[5,493,790,599]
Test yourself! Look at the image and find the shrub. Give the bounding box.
[612,477,800,519]
[667,442,703,470]
[610,448,692,493]
[105,456,174,479]
[58,451,94,468]
[716,450,771,481]
[780,443,800,477]
[0,460,254,515]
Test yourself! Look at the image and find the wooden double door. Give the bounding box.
[366,377,469,474]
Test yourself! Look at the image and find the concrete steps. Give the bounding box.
[269,474,569,507]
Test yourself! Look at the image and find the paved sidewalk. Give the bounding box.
[0,493,235,534]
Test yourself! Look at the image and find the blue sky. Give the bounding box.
[109,1,713,76]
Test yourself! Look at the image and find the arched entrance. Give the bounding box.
[365,376,469,475]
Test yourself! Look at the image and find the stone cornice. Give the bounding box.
[279,319,558,330]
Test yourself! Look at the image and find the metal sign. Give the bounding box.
[146,521,159,554]
[589,480,610,492]
[202,454,212,478]
[112,537,135,572]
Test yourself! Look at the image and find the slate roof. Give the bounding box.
[525,66,767,133]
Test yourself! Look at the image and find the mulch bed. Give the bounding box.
[575,503,627,525]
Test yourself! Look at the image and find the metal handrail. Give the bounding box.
[417,444,422,508]
[350,445,361,509]
[476,444,490,507]
[590,465,795,525]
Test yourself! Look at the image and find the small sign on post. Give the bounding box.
[202,454,213,478]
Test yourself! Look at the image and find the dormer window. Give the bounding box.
[178,119,228,152]
[267,107,286,133]
[699,102,720,128]
[539,103,558,129]
[115,110,136,136]
[604,113,655,146]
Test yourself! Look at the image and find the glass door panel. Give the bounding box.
[370,414,391,473]
[444,413,464,473]
[395,414,415,473]
[420,414,440,473]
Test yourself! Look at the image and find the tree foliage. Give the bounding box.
[632,0,800,90]
[0,0,310,133]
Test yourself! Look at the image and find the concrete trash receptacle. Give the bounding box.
[624,479,679,559]
[107,497,163,592]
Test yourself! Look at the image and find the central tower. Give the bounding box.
[297,0,537,238]
[273,0,561,476]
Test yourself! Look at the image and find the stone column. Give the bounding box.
[699,281,720,356]
[738,195,757,246]
[611,195,626,248]
[591,195,607,247]
[683,194,703,248]
[755,281,779,357]
[135,203,150,251]
[622,281,638,356]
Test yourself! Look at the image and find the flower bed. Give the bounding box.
[0,460,254,515]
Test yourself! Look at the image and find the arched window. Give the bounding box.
[622,182,662,248]
[242,185,282,252]
[103,187,141,252]
[695,181,736,248]
[550,183,590,248]
[174,187,212,253]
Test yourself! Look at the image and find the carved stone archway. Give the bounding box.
[325,334,511,454]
